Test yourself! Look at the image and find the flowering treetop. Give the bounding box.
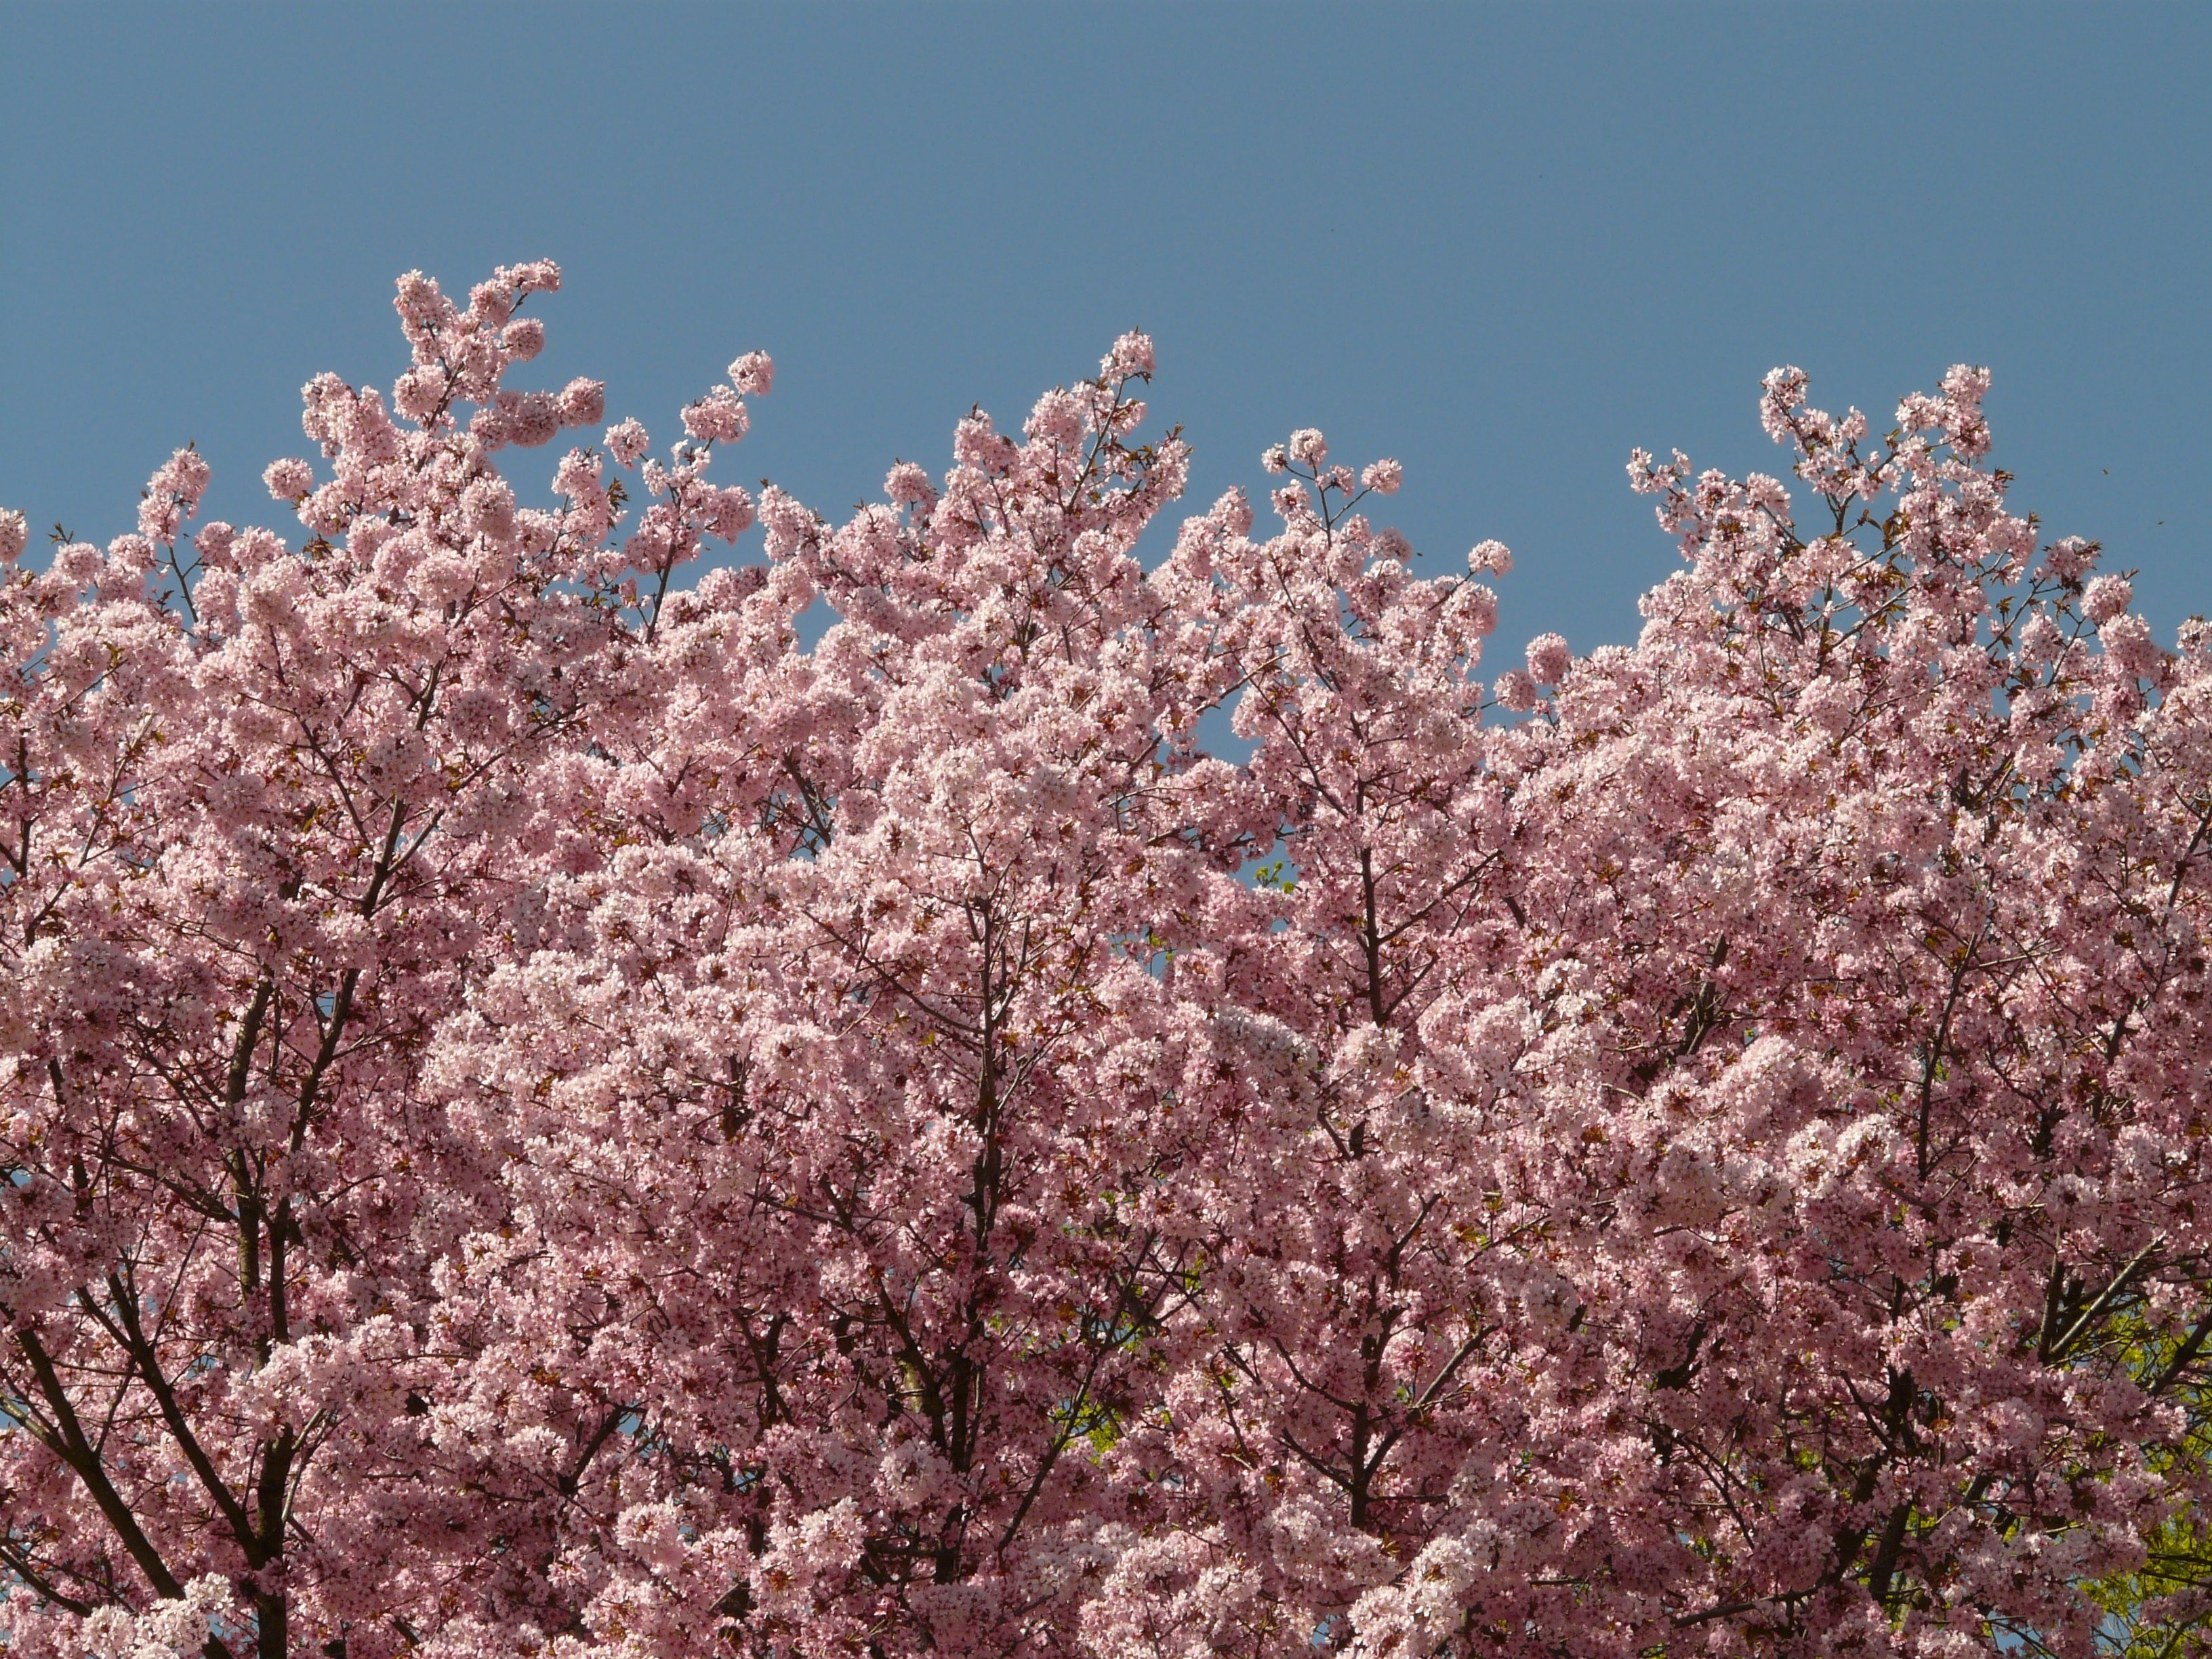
[3,262,2211,1659]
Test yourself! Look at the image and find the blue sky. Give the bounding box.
[3,3,2207,657]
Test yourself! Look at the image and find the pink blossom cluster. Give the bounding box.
[3,264,2211,1659]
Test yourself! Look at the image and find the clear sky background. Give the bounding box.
[3,3,2207,661]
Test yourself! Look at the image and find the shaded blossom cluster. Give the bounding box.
[4,264,2212,1659]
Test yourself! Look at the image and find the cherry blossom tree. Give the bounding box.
[5,262,2211,1659]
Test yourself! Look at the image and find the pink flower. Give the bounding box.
[558,377,606,428]
[459,478,517,541]
[708,485,756,541]
[2083,573,2133,623]
[468,280,516,327]
[1105,330,1155,379]
[757,485,817,558]
[393,367,446,422]
[2045,535,2099,582]
[1759,365,1809,441]
[1525,631,1571,684]
[953,411,1015,471]
[728,351,775,396]
[0,506,25,564]
[192,520,236,569]
[681,387,748,445]
[2100,611,2160,678]
[264,457,314,500]
[1025,388,1087,451]
[1457,580,1498,635]
[1286,427,1328,468]
[885,461,937,512]
[605,418,651,466]
[392,269,456,345]
[1361,459,1404,495]
[507,258,562,293]
[1467,539,1512,576]
[51,539,100,586]
[503,390,561,448]
[138,447,212,544]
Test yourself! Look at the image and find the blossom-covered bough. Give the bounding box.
[3,263,2210,1659]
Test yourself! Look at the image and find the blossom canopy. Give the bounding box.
[3,262,2212,1659]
